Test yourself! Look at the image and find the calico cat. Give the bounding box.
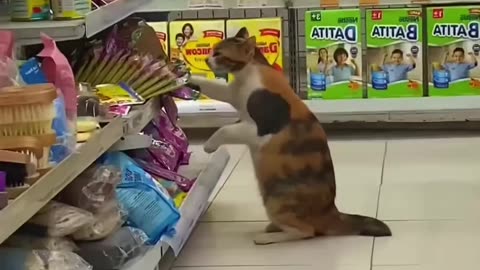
[189,27,392,245]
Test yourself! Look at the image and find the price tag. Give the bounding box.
[320,0,339,8]
[359,0,379,6]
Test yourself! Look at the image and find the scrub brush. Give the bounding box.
[0,84,57,136]
[0,84,58,173]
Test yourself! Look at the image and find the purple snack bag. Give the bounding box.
[152,110,189,157]
[170,86,198,100]
[135,159,195,192]
[161,95,178,125]
[149,138,181,171]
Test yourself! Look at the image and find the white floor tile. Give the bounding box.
[373,221,480,267]
[329,140,386,187]
[378,183,480,220]
[175,222,374,268]
[383,137,480,184]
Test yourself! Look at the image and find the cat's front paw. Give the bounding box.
[203,144,218,153]
[203,140,219,153]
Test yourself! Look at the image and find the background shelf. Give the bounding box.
[0,0,151,45]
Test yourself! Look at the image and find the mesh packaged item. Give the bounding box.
[72,201,126,241]
[28,201,95,237]
[60,165,121,213]
[0,248,91,270]
[76,227,148,270]
[3,234,78,251]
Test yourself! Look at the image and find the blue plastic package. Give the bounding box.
[103,152,180,245]
[19,58,48,85]
[50,93,73,164]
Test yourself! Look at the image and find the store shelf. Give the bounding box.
[0,0,151,45]
[138,0,286,12]
[0,117,125,244]
[120,147,231,270]
[177,97,480,128]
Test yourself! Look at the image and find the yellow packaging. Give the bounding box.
[226,17,283,74]
[148,22,169,56]
[51,0,91,19]
[169,20,225,80]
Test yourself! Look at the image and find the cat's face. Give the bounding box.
[206,27,256,73]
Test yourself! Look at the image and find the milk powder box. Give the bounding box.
[169,20,225,80]
[148,22,169,56]
[366,8,423,98]
[226,17,283,72]
[427,6,480,96]
[305,9,362,99]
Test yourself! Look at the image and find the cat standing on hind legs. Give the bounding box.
[189,27,392,245]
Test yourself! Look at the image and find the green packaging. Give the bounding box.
[366,8,423,98]
[427,6,480,96]
[305,9,363,100]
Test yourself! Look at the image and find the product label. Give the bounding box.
[366,8,423,98]
[148,22,169,56]
[305,9,362,99]
[169,20,225,80]
[226,17,283,82]
[427,7,480,96]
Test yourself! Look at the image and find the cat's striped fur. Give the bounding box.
[189,27,391,245]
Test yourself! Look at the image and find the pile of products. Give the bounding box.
[8,0,120,21]
[0,17,203,269]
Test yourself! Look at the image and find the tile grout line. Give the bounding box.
[370,140,389,270]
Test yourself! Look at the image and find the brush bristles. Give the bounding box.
[18,147,51,170]
[0,104,55,136]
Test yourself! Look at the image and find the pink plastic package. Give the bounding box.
[0,31,18,88]
[38,34,77,127]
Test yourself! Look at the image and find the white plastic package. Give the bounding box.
[28,201,95,237]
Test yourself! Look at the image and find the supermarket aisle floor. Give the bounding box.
[174,134,480,270]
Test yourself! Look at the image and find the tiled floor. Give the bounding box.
[173,135,480,270]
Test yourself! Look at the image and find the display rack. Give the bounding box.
[0,0,151,45]
[0,100,231,259]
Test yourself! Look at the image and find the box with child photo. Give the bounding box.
[427,6,480,96]
[305,9,363,100]
[366,8,423,98]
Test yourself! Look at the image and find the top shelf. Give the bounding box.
[0,0,151,45]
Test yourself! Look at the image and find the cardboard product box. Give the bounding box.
[366,8,423,98]
[305,9,363,99]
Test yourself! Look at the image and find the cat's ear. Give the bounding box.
[245,36,256,49]
[244,36,256,57]
[235,27,249,39]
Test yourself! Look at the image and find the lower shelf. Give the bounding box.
[122,147,231,270]
[177,96,480,128]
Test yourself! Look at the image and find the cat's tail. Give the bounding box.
[327,213,392,237]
